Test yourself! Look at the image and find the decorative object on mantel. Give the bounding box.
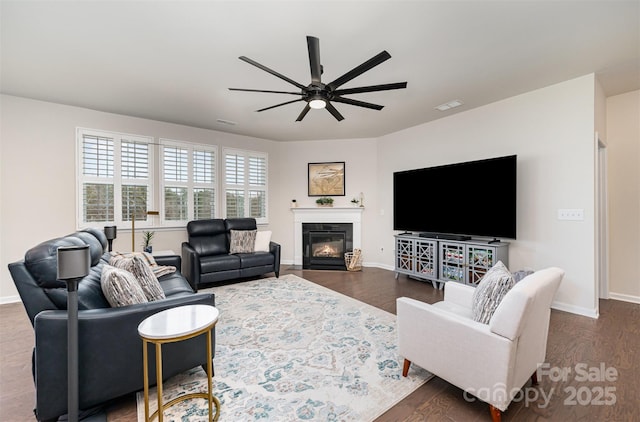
[315,197,334,207]
[291,199,297,208]
[142,231,154,253]
[350,197,360,207]
[359,191,365,207]
[345,248,362,271]
[308,161,345,196]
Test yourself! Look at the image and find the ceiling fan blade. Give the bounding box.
[333,82,407,96]
[229,88,302,95]
[256,98,304,112]
[239,56,307,90]
[326,51,392,90]
[295,104,311,122]
[307,36,322,85]
[331,96,384,110]
[325,102,345,121]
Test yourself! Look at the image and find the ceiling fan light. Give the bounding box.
[309,98,326,109]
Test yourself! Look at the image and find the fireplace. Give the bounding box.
[292,207,363,267]
[303,223,353,270]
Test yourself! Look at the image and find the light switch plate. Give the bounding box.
[558,209,584,221]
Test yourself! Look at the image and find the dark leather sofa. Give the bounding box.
[8,228,215,422]
[182,218,281,291]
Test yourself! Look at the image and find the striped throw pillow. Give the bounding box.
[229,229,257,254]
[109,255,165,301]
[471,261,515,324]
[100,265,148,307]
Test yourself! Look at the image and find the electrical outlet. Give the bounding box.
[558,209,584,221]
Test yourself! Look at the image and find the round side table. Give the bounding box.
[138,304,220,422]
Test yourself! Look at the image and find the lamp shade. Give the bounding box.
[57,245,90,280]
[104,226,117,240]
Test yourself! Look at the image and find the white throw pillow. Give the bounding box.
[471,261,515,324]
[254,230,272,252]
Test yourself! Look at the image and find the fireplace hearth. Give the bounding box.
[303,223,353,270]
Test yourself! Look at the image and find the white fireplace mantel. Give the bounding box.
[292,207,363,266]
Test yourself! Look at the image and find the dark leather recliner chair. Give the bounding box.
[182,218,280,291]
[8,228,215,422]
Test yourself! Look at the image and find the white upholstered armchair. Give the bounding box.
[397,267,564,422]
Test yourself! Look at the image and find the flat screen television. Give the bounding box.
[393,155,517,240]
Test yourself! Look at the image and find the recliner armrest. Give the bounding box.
[269,241,281,277]
[181,242,200,291]
[154,254,181,269]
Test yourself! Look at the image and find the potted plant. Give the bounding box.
[291,199,298,208]
[142,231,155,253]
[350,198,359,207]
[315,197,334,207]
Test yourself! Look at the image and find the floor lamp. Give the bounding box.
[57,245,91,422]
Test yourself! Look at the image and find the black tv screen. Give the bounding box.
[393,155,517,239]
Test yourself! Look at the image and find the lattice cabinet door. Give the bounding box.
[395,237,414,273]
[415,239,437,278]
[439,242,465,283]
[467,245,495,286]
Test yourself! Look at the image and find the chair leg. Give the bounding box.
[489,404,501,422]
[531,370,539,385]
[402,359,411,377]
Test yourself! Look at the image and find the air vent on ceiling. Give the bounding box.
[435,100,463,112]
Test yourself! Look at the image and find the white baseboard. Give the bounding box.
[607,292,640,305]
[551,301,599,319]
[0,295,21,305]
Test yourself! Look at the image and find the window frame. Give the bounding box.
[222,147,268,225]
[76,127,156,230]
[158,138,218,226]
[77,128,268,230]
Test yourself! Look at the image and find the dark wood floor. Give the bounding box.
[1,267,638,421]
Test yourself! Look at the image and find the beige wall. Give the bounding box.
[376,74,598,316]
[0,95,278,301]
[269,138,379,266]
[606,90,640,301]
[3,75,635,317]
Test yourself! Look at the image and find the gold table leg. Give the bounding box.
[143,325,220,421]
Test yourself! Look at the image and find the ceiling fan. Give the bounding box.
[229,36,407,122]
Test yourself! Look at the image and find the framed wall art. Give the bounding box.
[308,161,345,196]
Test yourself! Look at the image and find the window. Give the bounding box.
[77,128,154,229]
[223,148,268,224]
[78,129,267,229]
[160,139,217,224]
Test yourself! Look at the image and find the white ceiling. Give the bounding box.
[2,1,639,142]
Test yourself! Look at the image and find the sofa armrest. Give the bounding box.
[269,241,281,277]
[33,293,215,421]
[443,281,475,309]
[181,242,200,291]
[396,297,514,395]
[154,254,181,269]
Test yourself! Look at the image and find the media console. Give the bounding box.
[394,234,509,289]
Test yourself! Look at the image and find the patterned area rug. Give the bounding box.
[136,274,432,421]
